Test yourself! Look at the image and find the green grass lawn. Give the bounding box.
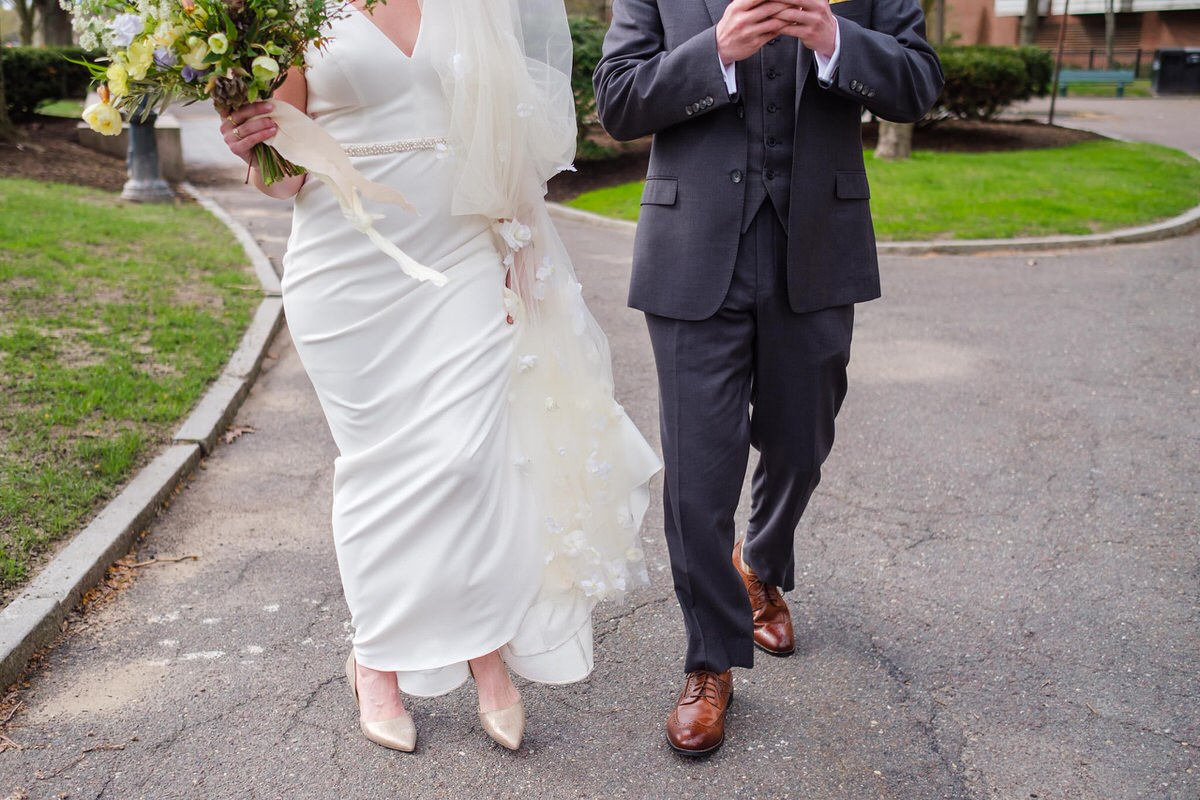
[567,140,1200,241]
[1058,78,1152,98]
[0,178,257,595]
[35,99,85,118]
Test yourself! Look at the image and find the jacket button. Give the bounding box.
[767,68,779,79]
[850,80,860,90]
[767,136,778,147]
[704,95,714,104]
[767,38,778,46]
[685,107,693,115]
[767,103,778,113]
[730,170,744,184]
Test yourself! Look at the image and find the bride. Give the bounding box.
[218,0,659,752]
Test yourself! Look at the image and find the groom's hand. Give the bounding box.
[772,0,838,59]
[716,0,792,65]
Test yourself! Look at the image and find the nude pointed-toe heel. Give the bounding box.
[345,653,417,752]
[479,699,525,751]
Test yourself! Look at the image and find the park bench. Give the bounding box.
[1057,69,1137,97]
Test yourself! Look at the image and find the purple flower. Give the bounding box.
[110,14,143,47]
[181,65,207,83]
[153,47,177,69]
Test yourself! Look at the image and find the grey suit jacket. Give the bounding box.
[594,0,944,319]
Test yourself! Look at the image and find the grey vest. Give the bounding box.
[740,36,799,234]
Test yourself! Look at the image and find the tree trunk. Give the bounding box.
[35,0,73,46]
[875,120,913,160]
[14,0,35,45]
[1104,0,1116,69]
[0,20,15,143]
[1020,0,1040,46]
[933,0,945,47]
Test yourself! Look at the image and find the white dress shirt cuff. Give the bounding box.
[814,20,842,85]
[719,53,738,96]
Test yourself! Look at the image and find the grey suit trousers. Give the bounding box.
[646,203,853,674]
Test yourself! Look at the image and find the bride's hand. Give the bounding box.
[219,102,278,165]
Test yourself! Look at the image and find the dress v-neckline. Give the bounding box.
[349,2,423,60]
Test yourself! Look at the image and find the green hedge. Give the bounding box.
[934,45,1054,121]
[2,46,95,121]
[568,15,609,160]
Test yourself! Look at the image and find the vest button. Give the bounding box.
[767,68,779,79]
[767,103,779,113]
[767,38,778,46]
[765,169,776,180]
[767,136,778,147]
[730,170,744,184]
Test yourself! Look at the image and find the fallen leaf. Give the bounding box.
[223,424,257,445]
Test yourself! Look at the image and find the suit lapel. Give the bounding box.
[795,45,813,109]
[704,0,729,26]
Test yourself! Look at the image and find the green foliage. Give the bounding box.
[934,45,1053,121]
[1,46,95,121]
[566,141,1200,241]
[0,178,257,592]
[568,15,612,161]
[1015,46,1054,98]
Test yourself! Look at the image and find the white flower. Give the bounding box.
[251,55,280,86]
[586,452,612,481]
[110,13,143,47]
[493,218,533,252]
[517,355,538,373]
[544,396,558,412]
[535,258,554,281]
[563,530,588,555]
[545,517,563,535]
[579,578,606,597]
[516,102,534,118]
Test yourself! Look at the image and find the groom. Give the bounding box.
[595,0,942,755]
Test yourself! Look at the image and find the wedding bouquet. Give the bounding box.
[67,0,376,184]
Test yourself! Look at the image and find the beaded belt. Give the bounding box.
[342,137,449,157]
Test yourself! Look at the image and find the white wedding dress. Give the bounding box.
[281,9,659,696]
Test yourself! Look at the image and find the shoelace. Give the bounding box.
[681,671,728,706]
[746,571,785,610]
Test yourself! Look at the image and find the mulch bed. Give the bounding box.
[2,114,1099,200]
[0,116,127,192]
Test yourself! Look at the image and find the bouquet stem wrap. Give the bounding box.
[257,100,448,286]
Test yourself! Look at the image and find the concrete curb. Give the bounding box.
[0,186,285,690]
[547,194,1200,256]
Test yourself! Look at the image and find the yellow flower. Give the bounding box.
[207,32,229,55]
[153,20,179,48]
[106,63,130,97]
[251,55,279,86]
[182,36,209,69]
[127,37,155,80]
[82,102,123,136]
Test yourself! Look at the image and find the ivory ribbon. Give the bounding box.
[255,100,449,287]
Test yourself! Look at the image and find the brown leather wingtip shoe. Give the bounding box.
[732,540,795,656]
[666,670,733,756]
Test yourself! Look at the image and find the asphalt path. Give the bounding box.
[0,100,1196,800]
